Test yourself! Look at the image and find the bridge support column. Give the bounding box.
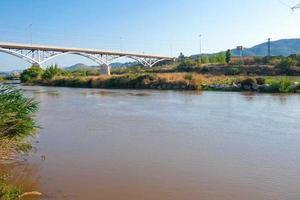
[32,63,41,67]
[100,65,111,76]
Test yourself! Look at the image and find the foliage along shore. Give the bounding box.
[17,50,300,93]
[0,86,38,200]
[21,65,300,93]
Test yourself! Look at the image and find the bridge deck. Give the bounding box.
[0,42,172,59]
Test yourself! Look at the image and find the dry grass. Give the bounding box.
[0,137,18,160]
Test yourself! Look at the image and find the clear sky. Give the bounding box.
[1,0,300,71]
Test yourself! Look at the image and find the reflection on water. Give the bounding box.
[1,86,300,200]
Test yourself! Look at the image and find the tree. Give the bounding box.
[276,58,297,71]
[201,55,209,64]
[20,65,44,82]
[226,49,231,64]
[217,52,226,64]
[42,64,64,80]
[178,53,185,62]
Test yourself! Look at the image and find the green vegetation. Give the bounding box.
[226,49,231,64]
[0,86,38,159]
[20,65,44,83]
[0,176,21,200]
[258,78,298,93]
[17,52,300,93]
[0,86,37,199]
[42,64,65,80]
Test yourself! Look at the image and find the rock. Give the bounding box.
[243,85,251,90]
[252,83,259,90]
[258,84,270,91]
[20,191,42,198]
[290,82,300,91]
[232,83,238,88]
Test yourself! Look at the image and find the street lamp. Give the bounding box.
[199,34,202,55]
[29,24,33,45]
[199,34,202,63]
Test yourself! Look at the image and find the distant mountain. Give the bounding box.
[110,61,139,68]
[231,39,300,57]
[64,63,99,71]
[191,39,300,58]
[0,70,22,77]
[65,61,138,71]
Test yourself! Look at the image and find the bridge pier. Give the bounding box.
[100,65,111,75]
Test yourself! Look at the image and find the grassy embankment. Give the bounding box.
[25,71,300,93]
[0,86,38,199]
[33,73,300,92]
[19,61,300,93]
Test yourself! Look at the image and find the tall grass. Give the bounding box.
[261,78,295,93]
[0,86,38,160]
[0,86,38,139]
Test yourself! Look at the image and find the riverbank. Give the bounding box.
[24,73,300,93]
[0,86,38,199]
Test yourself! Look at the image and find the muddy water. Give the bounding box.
[1,86,300,200]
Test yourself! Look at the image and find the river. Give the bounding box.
[1,86,300,200]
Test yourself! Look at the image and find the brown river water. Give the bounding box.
[1,86,300,200]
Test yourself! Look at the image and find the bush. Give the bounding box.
[225,67,240,75]
[42,64,64,80]
[0,86,38,139]
[256,77,266,85]
[200,66,209,73]
[241,78,256,89]
[276,58,297,71]
[0,176,21,200]
[20,65,44,83]
[260,78,293,93]
[184,73,193,81]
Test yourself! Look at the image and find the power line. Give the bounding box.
[291,3,300,11]
[277,0,291,8]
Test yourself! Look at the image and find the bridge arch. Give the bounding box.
[109,55,170,68]
[0,49,111,75]
[39,51,109,66]
[0,48,37,64]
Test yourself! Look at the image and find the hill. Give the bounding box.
[65,62,138,71]
[64,63,98,71]
[231,39,300,57]
[191,39,300,58]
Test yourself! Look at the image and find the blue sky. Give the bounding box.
[1,0,300,71]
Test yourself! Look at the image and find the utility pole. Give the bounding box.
[29,24,33,45]
[237,46,244,66]
[119,36,123,52]
[267,38,271,58]
[169,44,173,57]
[199,34,202,63]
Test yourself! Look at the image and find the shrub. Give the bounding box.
[20,65,44,83]
[256,77,266,85]
[241,78,256,89]
[0,176,21,200]
[200,66,209,73]
[278,79,293,93]
[42,64,64,80]
[184,73,193,81]
[276,58,297,71]
[226,67,240,75]
[0,86,38,139]
[260,78,293,93]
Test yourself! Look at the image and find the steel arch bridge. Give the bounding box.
[0,42,174,75]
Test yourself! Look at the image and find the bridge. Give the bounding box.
[0,42,174,75]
